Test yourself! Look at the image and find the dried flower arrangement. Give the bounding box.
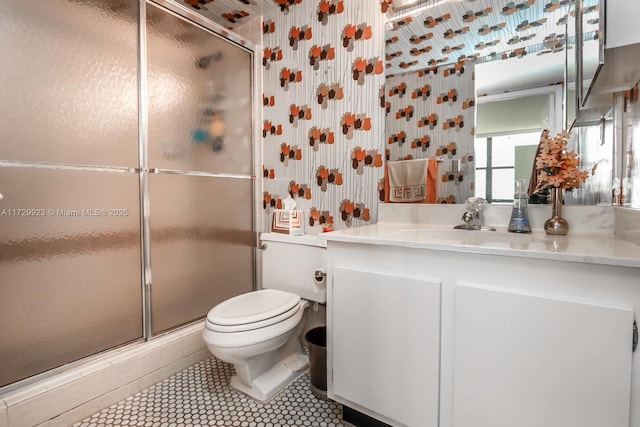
[533,130,597,193]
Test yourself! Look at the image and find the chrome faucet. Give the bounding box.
[453,197,496,231]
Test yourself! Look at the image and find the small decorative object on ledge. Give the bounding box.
[532,130,597,235]
[546,186,569,235]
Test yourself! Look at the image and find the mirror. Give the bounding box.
[384,0,607,204]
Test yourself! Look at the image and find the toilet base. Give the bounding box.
[230,352,309,401]
[310,384,331,401]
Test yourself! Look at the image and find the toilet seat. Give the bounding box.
[206,289,301,333]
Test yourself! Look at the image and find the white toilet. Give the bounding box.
[203,233,326,401]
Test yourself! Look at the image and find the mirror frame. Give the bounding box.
[576,0,606,108]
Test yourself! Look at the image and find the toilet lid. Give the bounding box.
[207,289,300,328]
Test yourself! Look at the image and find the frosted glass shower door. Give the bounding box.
[0,168,142,387]
[148,174,254,334]
[146,2,254,334]
[0,0,142,387]
[0,0,139,167]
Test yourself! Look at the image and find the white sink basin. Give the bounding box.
[395,228,543,245]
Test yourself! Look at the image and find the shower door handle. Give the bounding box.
[144,168,254,180]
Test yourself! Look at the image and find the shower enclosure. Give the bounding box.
[0,0,255,388]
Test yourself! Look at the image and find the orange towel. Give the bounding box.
[384,158,437,204]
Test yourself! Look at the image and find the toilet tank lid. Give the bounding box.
[207,289,301,326]
[260,232,327,248]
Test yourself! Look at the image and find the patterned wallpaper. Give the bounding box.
[385,63,475,203]
[181,1,610,226]
[260,0,387,233]
[385,0,600,77]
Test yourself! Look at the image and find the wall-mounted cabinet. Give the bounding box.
[578,0,640,111]
[605,0,640,49]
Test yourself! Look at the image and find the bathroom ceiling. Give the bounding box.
[175,0,279,29]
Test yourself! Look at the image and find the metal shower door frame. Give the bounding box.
[138,0,258,340]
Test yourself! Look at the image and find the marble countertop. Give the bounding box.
[319,222,640,268]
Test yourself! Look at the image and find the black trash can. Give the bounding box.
[304,326,328,400]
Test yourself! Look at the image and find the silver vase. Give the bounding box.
[544,187,569,235]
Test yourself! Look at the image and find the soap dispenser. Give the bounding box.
[508,179,532,233]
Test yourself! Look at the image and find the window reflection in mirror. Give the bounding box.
[474,87,612,206]
[474,132,541,204]
[474,87,561,204]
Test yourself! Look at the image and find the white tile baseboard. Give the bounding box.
[0,321,210,427]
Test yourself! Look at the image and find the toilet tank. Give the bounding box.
[260,233,326,303]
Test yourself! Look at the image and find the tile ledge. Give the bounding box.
[1,321,206,426]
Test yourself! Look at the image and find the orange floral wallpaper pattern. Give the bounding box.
[261,0,386,232]
[385,64,476,204]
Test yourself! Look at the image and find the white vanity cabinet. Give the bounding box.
[326,239,639,427]
[452,283,633,427]
[331,266,441,427]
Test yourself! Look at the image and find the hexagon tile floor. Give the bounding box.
[73,357,345,427]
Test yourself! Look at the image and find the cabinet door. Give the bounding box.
[606,0,640,49]
[452,283,633,427]
[332,267,441,427]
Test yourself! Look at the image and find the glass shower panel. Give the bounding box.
[0,166,142,387]
[146,2,253,175]
[0,0,139,167]
[148,173,253,335]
